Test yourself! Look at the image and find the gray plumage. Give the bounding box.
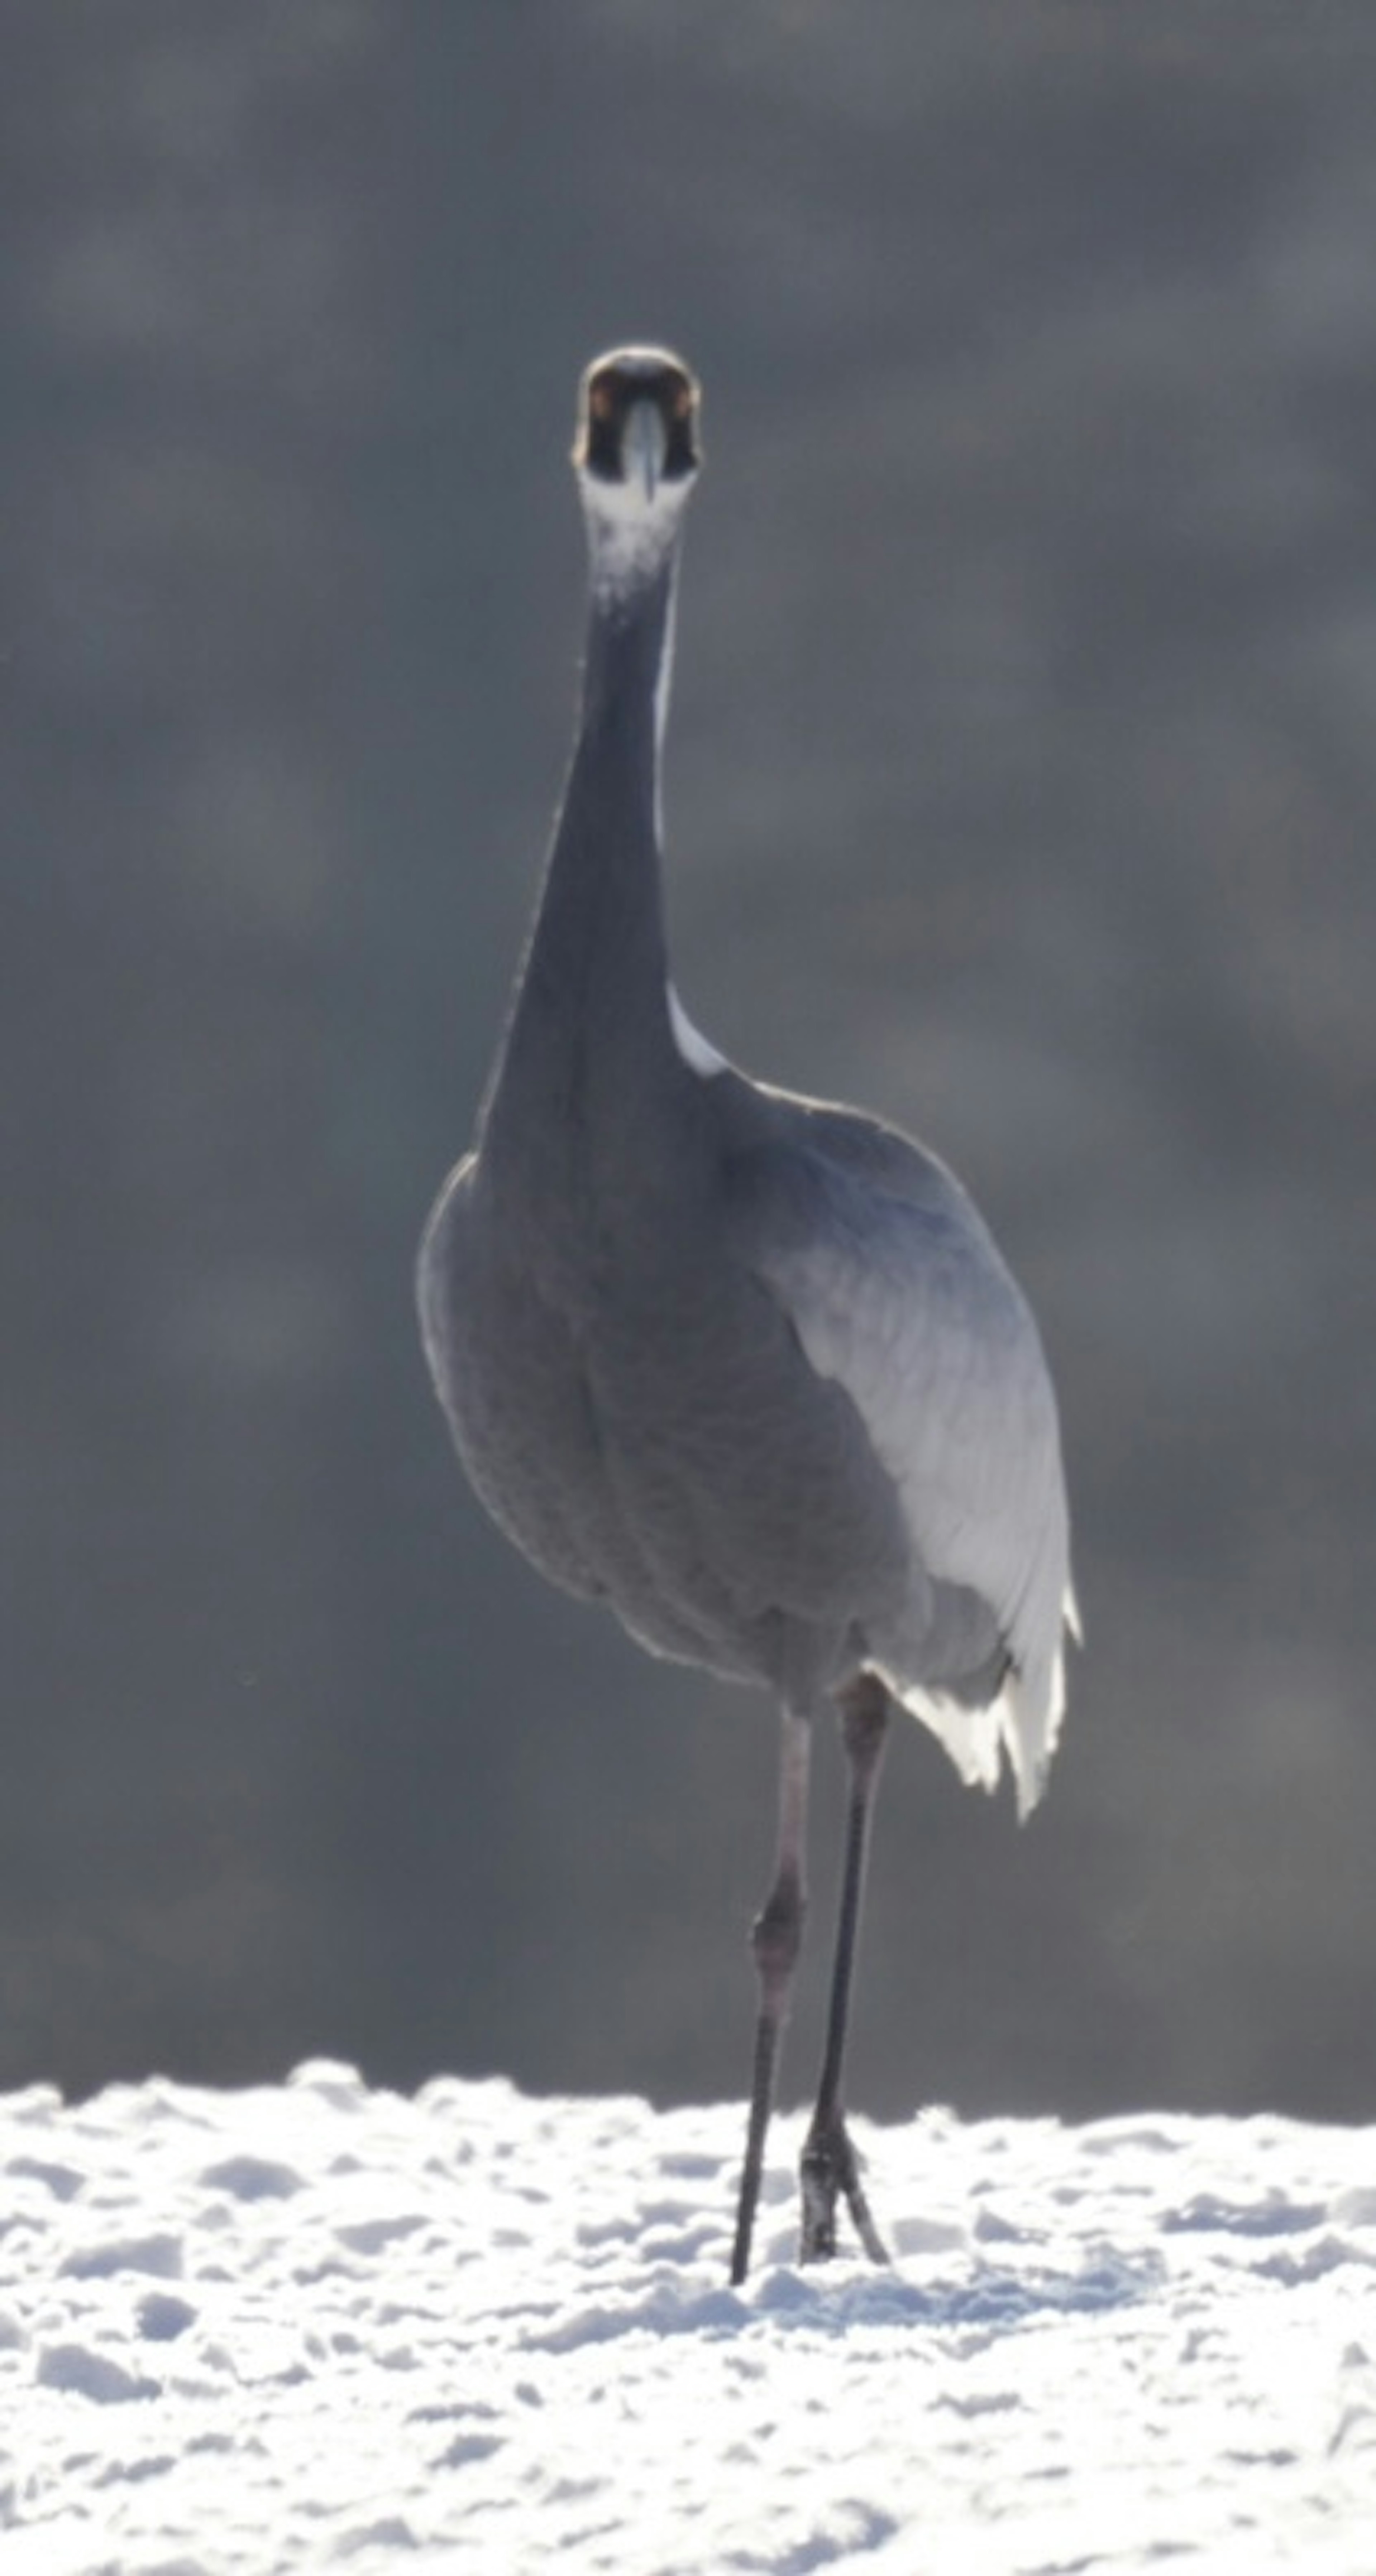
[419,348,1075,2279]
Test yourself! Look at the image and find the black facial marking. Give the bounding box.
[578,351,701,486]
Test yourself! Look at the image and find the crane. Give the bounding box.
[418,347,1076,2283]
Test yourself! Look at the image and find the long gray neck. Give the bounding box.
[480,544,682,1172]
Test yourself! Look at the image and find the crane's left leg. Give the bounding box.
[799,1673,891,2265]
[729,1704,811,2285]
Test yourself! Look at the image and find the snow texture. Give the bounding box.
[1,2064,1374,2573]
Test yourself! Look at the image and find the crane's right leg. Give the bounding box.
[729,1704,811,2285]
[799,1673,891,2266]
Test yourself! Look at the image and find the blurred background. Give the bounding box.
[5,1,1375,2129]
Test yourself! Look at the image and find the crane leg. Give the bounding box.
[729,1704,811,2285]
[799,1674,891,2266]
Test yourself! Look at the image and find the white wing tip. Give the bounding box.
[893,1589,1077,1824]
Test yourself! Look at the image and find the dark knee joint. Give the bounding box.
[751,1869,806,1995]
[838,1673,890,1786]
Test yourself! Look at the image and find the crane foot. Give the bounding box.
[798,2102,889,2267]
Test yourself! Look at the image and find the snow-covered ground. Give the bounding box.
[1,2065,1373,2573]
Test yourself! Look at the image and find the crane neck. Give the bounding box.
[573,545,678,836]
[479,538,687,1167]
[542,541,679,983]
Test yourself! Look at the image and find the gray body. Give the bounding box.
[419,542,1071,1806]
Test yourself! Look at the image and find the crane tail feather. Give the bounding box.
[890,1598,1074,1824]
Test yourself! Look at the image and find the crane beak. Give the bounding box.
[622,398,667,503]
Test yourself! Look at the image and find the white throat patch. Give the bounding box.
[581,478,693,604]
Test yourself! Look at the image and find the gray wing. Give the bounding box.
[725,1095,1075,1816]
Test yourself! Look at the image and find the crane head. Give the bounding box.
[574,347,701,595]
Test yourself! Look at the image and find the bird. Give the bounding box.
[417,346,1076,2284]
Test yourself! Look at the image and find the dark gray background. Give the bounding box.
[6,1,1375,2126]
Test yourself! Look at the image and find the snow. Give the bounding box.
[1,2066,1374,2573]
